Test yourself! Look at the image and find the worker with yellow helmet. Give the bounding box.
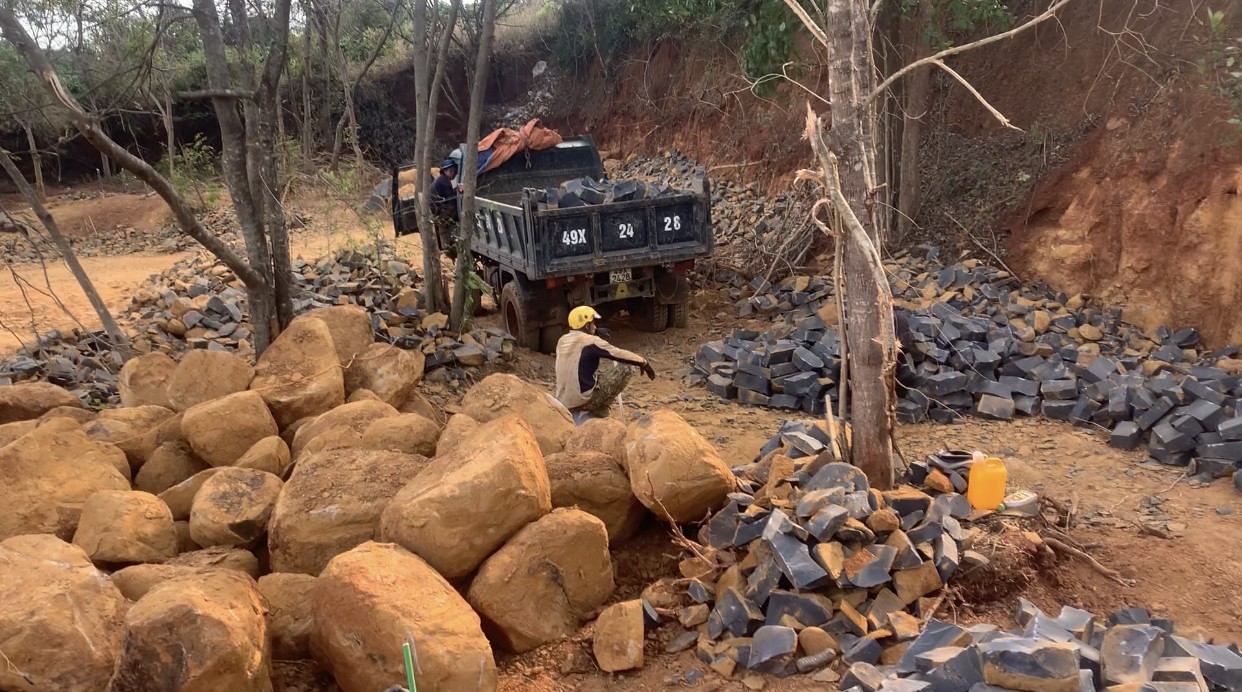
[555,306,655,422]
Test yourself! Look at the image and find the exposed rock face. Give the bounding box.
[181,390,280,467]
[189,468,283,548]
[164,350,255,412]
[250,317,346,429]
[0,382,81,424]
[460,373,574,454]
[72,490,179,564]
[623,409,736,522]
[545,451,646,544]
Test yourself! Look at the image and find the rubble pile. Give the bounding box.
[650,420,981,680]
[693,248,1242,484]
[0,245,515,406]
[642,421,1242,690]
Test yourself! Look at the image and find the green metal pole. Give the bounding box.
[403,642,417,692]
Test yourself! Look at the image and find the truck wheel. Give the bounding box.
[540,326,565,354]
[635,299,669,333]
[501,282,539,350]
[670,302,689,328]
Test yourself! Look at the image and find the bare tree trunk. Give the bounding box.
[823,0,896,489]
[330,0,400,171]
[301,7,313,158]
[0,5,261,289]
[163,89,176,176]
[896,2,930,239]
[450,0,497,330]
[0,147,130,358]
[19,122,45,201]
[410,0,448,312]
[315,8,333,147]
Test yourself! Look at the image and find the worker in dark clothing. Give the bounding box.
[430,158,459,252]
[555,306,655,423]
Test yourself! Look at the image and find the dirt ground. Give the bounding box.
[2,185,1240,691]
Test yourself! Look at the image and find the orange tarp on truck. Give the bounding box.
[476,119,563,174]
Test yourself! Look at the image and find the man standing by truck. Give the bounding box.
[555,306,656,423]
[430,158,459,251]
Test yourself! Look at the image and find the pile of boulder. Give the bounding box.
[0,246,515,407]
[694,248,1242,485]
[0,311,744,691]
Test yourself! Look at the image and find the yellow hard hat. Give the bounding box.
[568,306,601,330]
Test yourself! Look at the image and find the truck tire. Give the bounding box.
[635,299,669,333]
[670,302,689,328]
[540,326,565,354]
[501,282,539,351]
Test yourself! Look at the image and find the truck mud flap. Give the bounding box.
[655,270,690,305]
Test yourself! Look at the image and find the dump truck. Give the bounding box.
[390,135,713,352]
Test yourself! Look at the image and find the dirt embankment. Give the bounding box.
[526,1,1242,346]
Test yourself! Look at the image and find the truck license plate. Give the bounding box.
[609,269,632,283]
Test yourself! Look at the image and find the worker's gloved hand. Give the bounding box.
[595,327,612,338]
[641,362,656,380]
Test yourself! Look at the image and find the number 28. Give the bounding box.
[663,215,682,232]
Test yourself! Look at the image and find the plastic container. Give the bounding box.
[966,456,1007,510]
[997,490,1040,517]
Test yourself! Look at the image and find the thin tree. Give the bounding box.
[783,0,1073,488]
[449,0,497,330]
[0,0,297,354]
[0,146,130,358]
[328,0,401,171]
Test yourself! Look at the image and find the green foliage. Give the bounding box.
[898,0,1014,51]
[1196,6,1242,141]
[166,134,221,212]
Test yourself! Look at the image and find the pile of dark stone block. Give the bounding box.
[669,420,984,680]
[665,421,1242,690]
[537,176,688,208]
[691,248,1242,486]
[0,246,515,406]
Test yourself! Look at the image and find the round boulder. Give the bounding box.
[258,573,317,660]
[359,412,440,457]
[164,350,256,412]
[235,436,292,475]
[168,546,261,577]
[0,382,81,424]
[0,419,130,540]
[158,468,221,521]
[290,399,399,457]
[135,441,210,495]
[189,467,283,548]
[467,508,614,653]
[380,415,552,579]
[118,352,176,408]
[72,490,179,564]
[109,570,271,692]
[0,535,128,690]
[297,305,373,367]
[182,390,279,467]
[111,563,210,601]
[624,409,736,523]
[311,542,497,691]
[84,405,176,472]
[269,448,432,575]
[343,342,426,408]
[546,451,646,545]
[250,317,346,429]
[436,413,479,456]
[564,417,629,469]
[461,373,575,455]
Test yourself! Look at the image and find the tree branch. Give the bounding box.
[930,59,1021,130]
[179,89,256,100]
[869,0,1075,103]
[0,4,263,289]
[780,0,828,48]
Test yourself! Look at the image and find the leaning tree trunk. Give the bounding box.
[822,0,897,489]
[450,0,497,330]
[0,147,129,357]
[20,122,45,201]
[410,0,448,313]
